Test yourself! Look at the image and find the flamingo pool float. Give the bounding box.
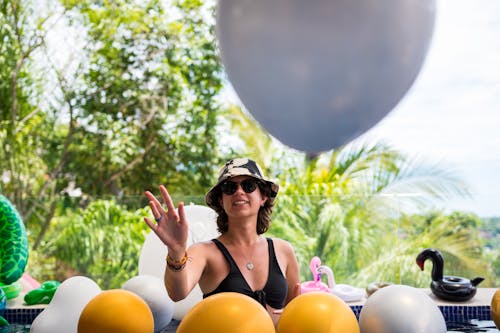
[300,257,331,293]
[300,256,365,302]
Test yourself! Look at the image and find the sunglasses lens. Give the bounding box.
[221,181,237,195]
[241,179,258,193]
[220,179,260,195]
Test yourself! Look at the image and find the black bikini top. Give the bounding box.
[202,238,288,309]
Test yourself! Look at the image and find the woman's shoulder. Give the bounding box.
[188,239,218,252]
[268,237,295,254]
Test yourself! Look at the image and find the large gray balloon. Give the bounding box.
[216,0,436,153]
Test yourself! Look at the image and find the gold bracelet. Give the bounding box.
[166,252,189,272]
[167,262,186,272]
[167,252,188,264]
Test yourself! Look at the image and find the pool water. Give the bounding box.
[1,321,498,332]
[3,301,498,333]
[0,325,30,333]
[159,320,499,333]
[447,320,499,332]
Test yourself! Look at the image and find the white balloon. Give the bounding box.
[184,205,220,245]
[138,204,219,320]
[216,0,436,153]
[138,231,167,279]
[29,276,101,333]
[358,284,446,333]
[122,275,174,332]
[139,204,219,278]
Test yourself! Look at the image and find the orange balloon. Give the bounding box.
[177,292,275,333]
[276,292,360,333]
[492,288,500,329]
[78,289,154,333]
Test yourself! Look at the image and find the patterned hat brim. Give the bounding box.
[204,158,279,209]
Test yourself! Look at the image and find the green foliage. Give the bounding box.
[268,143,488,287]
[269,144,403,280]
[0,0,55,231]
[1,0,228,257]
[350,210,492,288]
[1,0,496,291]
[48,199,150,289]
[58,0,224,195]
[0,0,42,172]
[483,217,500,235]
[482,216,500,286]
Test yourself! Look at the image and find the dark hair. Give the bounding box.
[212,183,275,234]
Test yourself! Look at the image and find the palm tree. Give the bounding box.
[269,142,481,286]
[223,105,488,287]
[350,211,492,288]
[222,104,304,173]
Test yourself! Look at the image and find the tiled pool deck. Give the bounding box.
[2,288,498,331]
[348,288,496,323]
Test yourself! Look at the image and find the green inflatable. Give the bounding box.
[24,280,60,305]
[0,194,29,300]
[0,287,7,326]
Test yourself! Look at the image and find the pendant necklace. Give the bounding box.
[243,238,260,271]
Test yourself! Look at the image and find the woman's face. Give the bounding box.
[219,175,267,219]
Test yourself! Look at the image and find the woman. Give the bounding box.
[144,158,300,325]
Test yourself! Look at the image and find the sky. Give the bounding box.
[356,0,500,217]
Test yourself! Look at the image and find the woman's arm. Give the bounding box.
[284,241,301,304]
[163,243,208,301]
[144,185,206,301]
[274,238,301,304]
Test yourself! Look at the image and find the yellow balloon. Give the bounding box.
[277,292,360,333]
[78,289,154,333]
[177,292,275,333]
[492,288,500,329]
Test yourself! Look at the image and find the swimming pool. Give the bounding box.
[2,288,498,332]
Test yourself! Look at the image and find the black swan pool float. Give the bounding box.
[416,248,484,302]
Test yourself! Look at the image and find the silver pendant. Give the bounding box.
[246,262,254,270]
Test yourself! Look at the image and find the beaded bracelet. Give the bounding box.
[166,252,189,272]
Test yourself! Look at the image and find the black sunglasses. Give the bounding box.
[220,179,261,195]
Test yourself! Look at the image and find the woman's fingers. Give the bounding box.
[159,185,176,214]
[145,186,174,222]
[148,200,162,219]
[144,217,154,230]
[145,190,162,208]
[144,185,188,248]
[177,202,186,225]
[144,217,170,246]
[145,192,164,221]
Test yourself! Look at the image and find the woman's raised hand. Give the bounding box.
[144,185,188,255]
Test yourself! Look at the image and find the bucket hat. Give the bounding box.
[205,158,279,209]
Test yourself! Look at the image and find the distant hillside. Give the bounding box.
[481,217,500,286]
[482,217,500,237]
